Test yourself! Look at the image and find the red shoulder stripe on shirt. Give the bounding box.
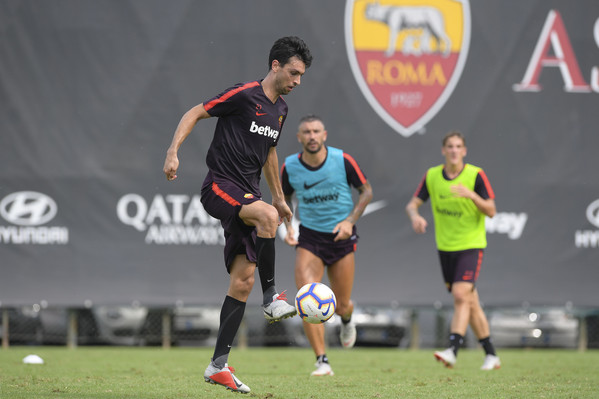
[279,162,286,179]
[413,172,427,198]
[343,153,367,185]
[203,81,261,112]
[478,170,495,199]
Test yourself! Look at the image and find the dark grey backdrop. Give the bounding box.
[1,0,598,307]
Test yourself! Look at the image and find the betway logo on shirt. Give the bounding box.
[435,206,463,218]
[249,121,279,140]
[302,192,340,204]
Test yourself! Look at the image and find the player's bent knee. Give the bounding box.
[255,206,279,236]
[453,291,474,306]
[241,202,279,236]
[451,283,474,301]
[230,275,255,298]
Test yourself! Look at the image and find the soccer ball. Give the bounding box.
[295,282,337,324]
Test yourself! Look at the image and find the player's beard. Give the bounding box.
[304,141,323,154]
[274,74,295,96]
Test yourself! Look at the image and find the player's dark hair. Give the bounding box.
[298,114,325,130]
[442,130,466,146]
[268,36,312,70]
[298,114,322,125]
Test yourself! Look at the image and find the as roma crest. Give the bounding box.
[345,0,471,137]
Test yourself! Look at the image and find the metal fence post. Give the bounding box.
[409,309,420,350]
[238,319,248,349]
[2,309,8,349]
[578,316,588,352]
[434,302,446,348]
[67,309,78,349]
[162,309,171,349]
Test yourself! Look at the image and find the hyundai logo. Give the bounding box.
[586,199,599,228]
[0,191,58,226]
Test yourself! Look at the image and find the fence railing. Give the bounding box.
[2,304,597,350]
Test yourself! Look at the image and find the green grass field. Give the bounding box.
[1,347,598,398]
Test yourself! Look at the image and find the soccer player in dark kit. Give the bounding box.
[163,36,312,393]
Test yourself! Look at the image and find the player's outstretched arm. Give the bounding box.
[163,104,211,181]
[263,147,293,224]
[333,180,373,242]
[406,196,427,234]
[282,194,298,246]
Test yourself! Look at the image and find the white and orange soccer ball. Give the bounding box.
[295,282,337,324]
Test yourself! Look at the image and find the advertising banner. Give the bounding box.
[1,0,598,307]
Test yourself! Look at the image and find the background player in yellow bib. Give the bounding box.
[405,131,501,371]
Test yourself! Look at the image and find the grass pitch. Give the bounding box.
[1,346,598,398]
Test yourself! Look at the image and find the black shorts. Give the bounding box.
[438,249,483,292]
[297,224,358,266]
[201,172,261,272]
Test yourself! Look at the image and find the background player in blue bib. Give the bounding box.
[281,115,373,376]
[163,36,312,393]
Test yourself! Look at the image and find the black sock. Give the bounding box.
[479,336,497,356]
[449,333,464,356]
[212,295,246,368]
[256,237,276,299]
[316,354,329,364]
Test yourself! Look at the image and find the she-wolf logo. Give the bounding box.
[344,0,471,137]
